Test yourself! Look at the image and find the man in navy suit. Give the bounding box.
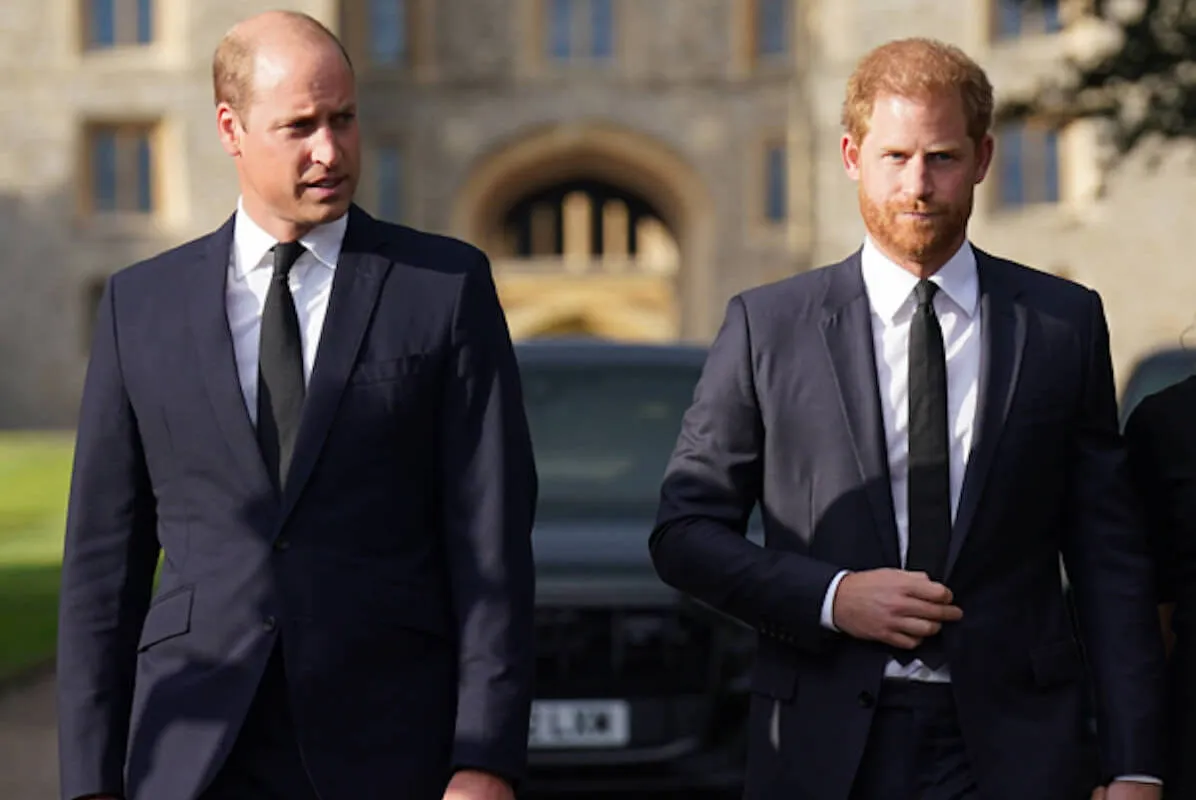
[650,38,1164,800]
[56,11,536,800]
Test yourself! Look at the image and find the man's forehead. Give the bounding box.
[861,97,968,136]
[871,91,965,118]
[250,37,350,84]
[864,129,969,147]
[251,51,290,93]
[249,54,354,106]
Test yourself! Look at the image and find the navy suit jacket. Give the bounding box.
[57,206,538,800]
[650,250,1165,799]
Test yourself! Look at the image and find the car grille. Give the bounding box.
[534,606,716,698]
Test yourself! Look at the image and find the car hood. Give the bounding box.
[531,515,677,606]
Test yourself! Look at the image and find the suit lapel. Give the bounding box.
[186,214,275,496]
[946,252,1026,577]
[820,254,902,568]
[279,206,392,523]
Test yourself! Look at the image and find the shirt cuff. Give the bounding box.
[1115,775,1162,784]
[820,570,850,631]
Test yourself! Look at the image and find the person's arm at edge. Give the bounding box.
[439,249,537,795]
[1061,289,1166,785]
[57,276,160,800]
[1124,395,1180,656]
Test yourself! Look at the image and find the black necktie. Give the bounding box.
[898,279,952,669]
[257,241,306,491]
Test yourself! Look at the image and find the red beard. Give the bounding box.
[859,188,971,267]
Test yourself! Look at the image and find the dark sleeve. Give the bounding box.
[1059,289,1166,781]
[650,295,840,654]
[56,277,161,800]
[1124,396,1178,604]
[438,251,538,787]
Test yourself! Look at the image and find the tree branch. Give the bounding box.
[1004,0,1196,153]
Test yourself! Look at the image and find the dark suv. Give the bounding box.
[516,340,752,796]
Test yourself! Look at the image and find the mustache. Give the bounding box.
[889,201,951,216]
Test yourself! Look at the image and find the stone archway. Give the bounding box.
[498,273,680,341]
[452,123,715,341]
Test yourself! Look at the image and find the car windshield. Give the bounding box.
[520,361,702,517]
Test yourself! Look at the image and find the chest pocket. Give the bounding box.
[348,354,427,386]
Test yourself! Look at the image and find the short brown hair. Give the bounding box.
[842,38,994,145]
[212,11,353,121]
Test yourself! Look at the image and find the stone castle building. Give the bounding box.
[0,0,1191,426]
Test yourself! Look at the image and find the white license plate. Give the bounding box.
[528,699,631,749]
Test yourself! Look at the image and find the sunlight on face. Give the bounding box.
[842,92,993,274]
[221,38,360,241]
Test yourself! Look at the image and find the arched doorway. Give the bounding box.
[500,178,678,272]
[452,124,715,342]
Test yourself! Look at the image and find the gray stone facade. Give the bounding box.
[0,0,1191,426]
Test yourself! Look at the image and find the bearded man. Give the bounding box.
[648,37,1165,800]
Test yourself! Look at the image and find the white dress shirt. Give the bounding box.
[815,238,1161,787]
[226,200,348,422]
[820,236,981,683]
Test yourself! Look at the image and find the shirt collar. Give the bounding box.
[231,198,349,279]
[860,236,979,323]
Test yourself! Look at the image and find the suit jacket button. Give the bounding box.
[273,538,290,551]
[857,691,875,709]
[263,616,277,632]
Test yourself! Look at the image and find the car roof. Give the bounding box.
[1128,346,1196,368]
[1119,345,1196,425]
[514,338,708,367]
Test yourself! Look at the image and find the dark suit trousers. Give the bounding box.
[200,644,321,800]
[849,681,979,800]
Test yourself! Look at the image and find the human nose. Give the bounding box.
[902,154,933,200]
[310,125,339,169]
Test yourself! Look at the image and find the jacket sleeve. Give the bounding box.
[57,276,161,800]
[1123,394,1179,605]
[650,295,840,654]
[438,251,538,787]
[1060,289,1166,782]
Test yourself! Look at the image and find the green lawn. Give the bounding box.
[0,432,74,681]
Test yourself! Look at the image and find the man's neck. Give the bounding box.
[238,197,316,243]
[867,233,967,280]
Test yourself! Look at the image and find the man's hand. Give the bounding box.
[1091,781,1162,800]
[442,769,514,800]
[832,568,962,648]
